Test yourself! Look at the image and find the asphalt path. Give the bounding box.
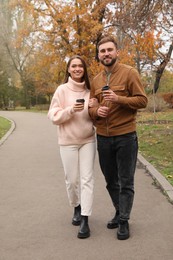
[0,111,173,260]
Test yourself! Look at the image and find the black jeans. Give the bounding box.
[97,132,138,221]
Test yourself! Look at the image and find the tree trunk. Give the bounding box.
[153,41,173,93]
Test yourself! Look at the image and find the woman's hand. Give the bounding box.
[89,98,99,108]
[73,102,85,112]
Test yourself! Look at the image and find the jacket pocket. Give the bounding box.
[111,85,128,96]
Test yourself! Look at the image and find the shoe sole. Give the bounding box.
[77,232,90,239]
[117,233,130,240]
[72,220,81,226]
[107,223,119,229]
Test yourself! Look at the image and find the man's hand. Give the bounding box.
[97,106,109,117]
[102,89,118,102]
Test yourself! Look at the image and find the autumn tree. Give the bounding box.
[152,0,173,93]
[8,0,113,91]
[103,0,173,96]
[0,0,18,108]
[1,0,172,107]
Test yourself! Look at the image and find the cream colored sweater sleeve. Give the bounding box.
[48,94,75,125]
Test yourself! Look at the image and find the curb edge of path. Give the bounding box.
[0,114,172,204]
[0,115,16,146]
[137,153,173,204]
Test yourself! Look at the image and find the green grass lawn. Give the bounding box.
[137,109,173,186]
[0,116,11,139]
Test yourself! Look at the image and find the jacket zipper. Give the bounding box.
[105,72,111,135]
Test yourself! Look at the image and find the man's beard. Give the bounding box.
[101,57,117,67]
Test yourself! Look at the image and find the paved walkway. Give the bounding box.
[0,111,173,260]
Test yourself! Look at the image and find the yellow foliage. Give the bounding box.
[89,60,103,79]
[134,31,161,61]
[7,0,172,98]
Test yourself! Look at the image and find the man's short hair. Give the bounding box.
[97,35,118,50]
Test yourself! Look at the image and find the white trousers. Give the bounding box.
[60,142,96,216]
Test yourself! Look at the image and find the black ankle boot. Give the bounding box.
[72,205,81,226]
[107,211,120,229]
[117,220,129,240]
[77,216,90,239]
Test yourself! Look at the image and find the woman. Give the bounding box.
[48,55,96,239]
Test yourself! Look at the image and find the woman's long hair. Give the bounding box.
[64,55,90,90]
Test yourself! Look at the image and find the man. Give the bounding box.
[89,35,148,240]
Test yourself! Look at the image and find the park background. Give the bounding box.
[0,0,173,188]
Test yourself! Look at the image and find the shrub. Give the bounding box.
[162,93,173,108]
[145,94,169,112]
[34,104,50,110]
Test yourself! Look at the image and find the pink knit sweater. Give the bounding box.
[48,77,95,145]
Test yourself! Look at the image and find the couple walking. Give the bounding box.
[48,35,148,240]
